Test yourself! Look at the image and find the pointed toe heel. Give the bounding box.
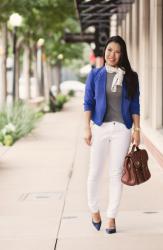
[105,227,116,234]
[92,219,102,231]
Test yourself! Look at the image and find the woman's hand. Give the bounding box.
[131,131,140,146]
[84,126,92,146]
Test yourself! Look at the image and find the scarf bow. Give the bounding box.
[105,63,125,92]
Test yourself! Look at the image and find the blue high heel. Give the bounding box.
[105,219,116,234]
[92,219,102,231]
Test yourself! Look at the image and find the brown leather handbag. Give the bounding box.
[121,144,151,186]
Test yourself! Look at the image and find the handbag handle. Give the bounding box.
[131,144,140,152]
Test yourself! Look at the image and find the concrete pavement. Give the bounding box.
[0,93,163,250]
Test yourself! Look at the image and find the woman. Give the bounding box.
[83,35,140,234]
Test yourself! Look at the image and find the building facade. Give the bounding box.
[116,0,163,167]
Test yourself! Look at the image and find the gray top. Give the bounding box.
[103,72,125,124]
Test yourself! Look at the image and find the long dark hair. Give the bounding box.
[103,35,138,100]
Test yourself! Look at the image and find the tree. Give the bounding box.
[0,0,84,104]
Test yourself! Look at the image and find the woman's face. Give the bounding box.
[104,42,121,67]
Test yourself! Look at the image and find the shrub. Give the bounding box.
[55,94,69,111]
[0,101,43,146]
[68,89,75,97]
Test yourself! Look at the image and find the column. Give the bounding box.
[117,24,122,36]
[121,15,126,40]
[138,0,150,120]
[110,14,117,36]
[125,9,132,63]
[150,0,163,129]
[131,0,139,72]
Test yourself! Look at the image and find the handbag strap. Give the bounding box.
[131,144,140,153]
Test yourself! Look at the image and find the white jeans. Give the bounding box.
[87,121,132,218]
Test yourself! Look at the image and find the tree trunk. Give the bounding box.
[15,46,20,101]
[33,44,40,97]
[55,60,61,94]
[15,37,23,100]
[37,47,44,96]
[0,23,7,109]
[22,43,30,100]
[43,54,51,102]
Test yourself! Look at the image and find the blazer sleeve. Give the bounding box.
[83,69,95,112]
[130,73,140,115]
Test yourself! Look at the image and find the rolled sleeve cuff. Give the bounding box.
[83,104,94,112]
[131,106,140,115]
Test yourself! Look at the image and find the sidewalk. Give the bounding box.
[0,94,163,250]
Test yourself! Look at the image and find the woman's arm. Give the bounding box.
[132,114,140,129]
[131,114,141,146]
[83,69,95,146]
[84,111,92,146]
[84,110,92,129]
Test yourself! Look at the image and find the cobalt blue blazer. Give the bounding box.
[83,66,140,129]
